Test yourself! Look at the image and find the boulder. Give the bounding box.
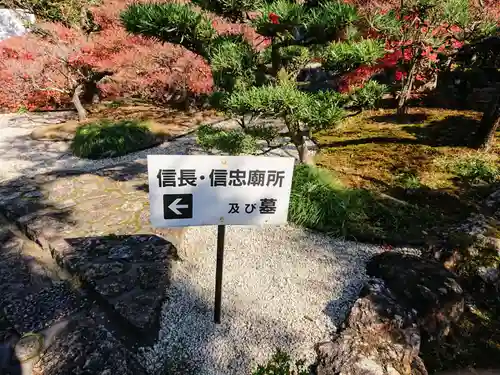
[315,252,465,375]
[316,278,426,375]
[367,252,464,341]
[0,8,35,41]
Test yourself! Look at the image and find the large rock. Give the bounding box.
[367,252,464,341]
[315,252,465,375]
[0,9,35,41]
[316,278,426,375]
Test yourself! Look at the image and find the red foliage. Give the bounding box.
[268,12,280,25]
[0,2,214,112]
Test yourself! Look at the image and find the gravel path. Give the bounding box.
[140,225,421,375]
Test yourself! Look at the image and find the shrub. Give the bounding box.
[71,119,160,159]
[321,39,386,75]
[347,80,388,109]
[252,349,309,375]
[449,156,499,183]
[197,124,259,155]
[288,164,370,236]
[395,170,422,188]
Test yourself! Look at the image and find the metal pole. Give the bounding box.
[214,225,226,324]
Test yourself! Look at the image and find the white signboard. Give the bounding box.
[147,155,295,227]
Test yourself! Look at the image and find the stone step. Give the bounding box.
[0,219,148,375]
[0,223,83,335]
[0,166,182,347]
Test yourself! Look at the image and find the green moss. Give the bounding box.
[71,119,160,159]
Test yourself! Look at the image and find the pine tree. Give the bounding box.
[120,0,388,164]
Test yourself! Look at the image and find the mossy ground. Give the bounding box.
[313,107,499,246]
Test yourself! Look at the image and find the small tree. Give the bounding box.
[368,0,498,116]
[121,0,388,164]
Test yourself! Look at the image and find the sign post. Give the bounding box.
[214,224,225,323]
[147,155,295,324]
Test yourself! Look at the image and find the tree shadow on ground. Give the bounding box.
[318,136,418,148]
[61,234,177,349]
[0,218,71,375]
[340,175,498,248]
[403,115,485,148]
[370,113,430,124]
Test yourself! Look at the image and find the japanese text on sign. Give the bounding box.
[157,168,286,188]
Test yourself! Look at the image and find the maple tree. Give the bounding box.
[0,1,214,116]
[367,0,498,115]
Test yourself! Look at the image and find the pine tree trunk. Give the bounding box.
[72,84,87,122]
[271,43,281,76]
[289,127,314,165]
[476,93,500,151]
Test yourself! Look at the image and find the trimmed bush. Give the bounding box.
[71,119,160,159]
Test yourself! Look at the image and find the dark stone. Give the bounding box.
[62,235,174,330]
[367,252,464,340]
[81,261,127,280]
[32,317,147,375]
[316,278,425,375]
[112,289,164,330]
[316,252,465,375]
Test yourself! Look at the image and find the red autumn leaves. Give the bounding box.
[268,12,280,24]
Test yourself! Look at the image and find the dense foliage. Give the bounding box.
[121,0,390,163]
[0,0,498,131]
[0,0,213,115]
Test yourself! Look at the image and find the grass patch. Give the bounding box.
[71,119,160,159]
[252,349,309,375]
[436,153,499,184]
[289,164,370,236]
[288,164,436,244]
[394,170,422,189]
